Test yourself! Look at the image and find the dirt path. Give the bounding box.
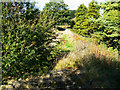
[49,28,74,47]
[57,29,74,39]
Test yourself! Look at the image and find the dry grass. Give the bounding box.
[54,30,119,70]
[54,30,120,88]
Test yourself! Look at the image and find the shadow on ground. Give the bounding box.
[3,52,120,89]
[75,53,120,88]
[57,27,66,31]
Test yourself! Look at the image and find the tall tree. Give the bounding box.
[92,0,120,52]
[86,0,100,19]
[73,4,87,33]
[75,4,87,22]
[80,0,100,37]
[73,1,100,37]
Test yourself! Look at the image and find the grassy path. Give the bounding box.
[54,28,119,70]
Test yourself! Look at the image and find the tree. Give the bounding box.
[74,4,87,23]
[43,1,71,25]
[79,0,100,37]
[73,4,87,33]
[73,1,100,37]
[86,0,100,19]
[92,0,120,53]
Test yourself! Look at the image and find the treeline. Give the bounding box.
[43,1,72,25]
[73,0,120,54]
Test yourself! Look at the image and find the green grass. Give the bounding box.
[56,34,75,51]
[62,34,75,50]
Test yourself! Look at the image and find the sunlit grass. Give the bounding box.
[54,30,119,70]
[53,30,120,88]
[55,34,75,51]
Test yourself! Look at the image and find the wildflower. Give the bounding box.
[64,41,65,44]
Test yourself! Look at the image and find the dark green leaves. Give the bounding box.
[2,2,57,80]
[43,1,70,25]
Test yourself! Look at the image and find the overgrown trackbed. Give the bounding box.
[1,28,119,89]
[1,28,92,89]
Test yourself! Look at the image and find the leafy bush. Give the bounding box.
[2,2,57,79]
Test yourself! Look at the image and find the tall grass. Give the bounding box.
[54,30,120,88]
[54,30,119,69]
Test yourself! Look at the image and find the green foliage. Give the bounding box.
[74,4,87,22]
[69,10,76,19]
[73,4,87,33]
[86,0,100,19]
[92,1,120,53]
[43,1,71,25]
[70,20,75,28]
[78,18,99,37]
[80,0,100,37]
[2,2,57,79]
[73,1,100,37]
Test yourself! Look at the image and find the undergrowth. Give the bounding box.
[54,30,120,88]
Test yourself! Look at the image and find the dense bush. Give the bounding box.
[2,2,57,79]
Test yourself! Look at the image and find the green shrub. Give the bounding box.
[2,2,56,79]
[70,20,75,28]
